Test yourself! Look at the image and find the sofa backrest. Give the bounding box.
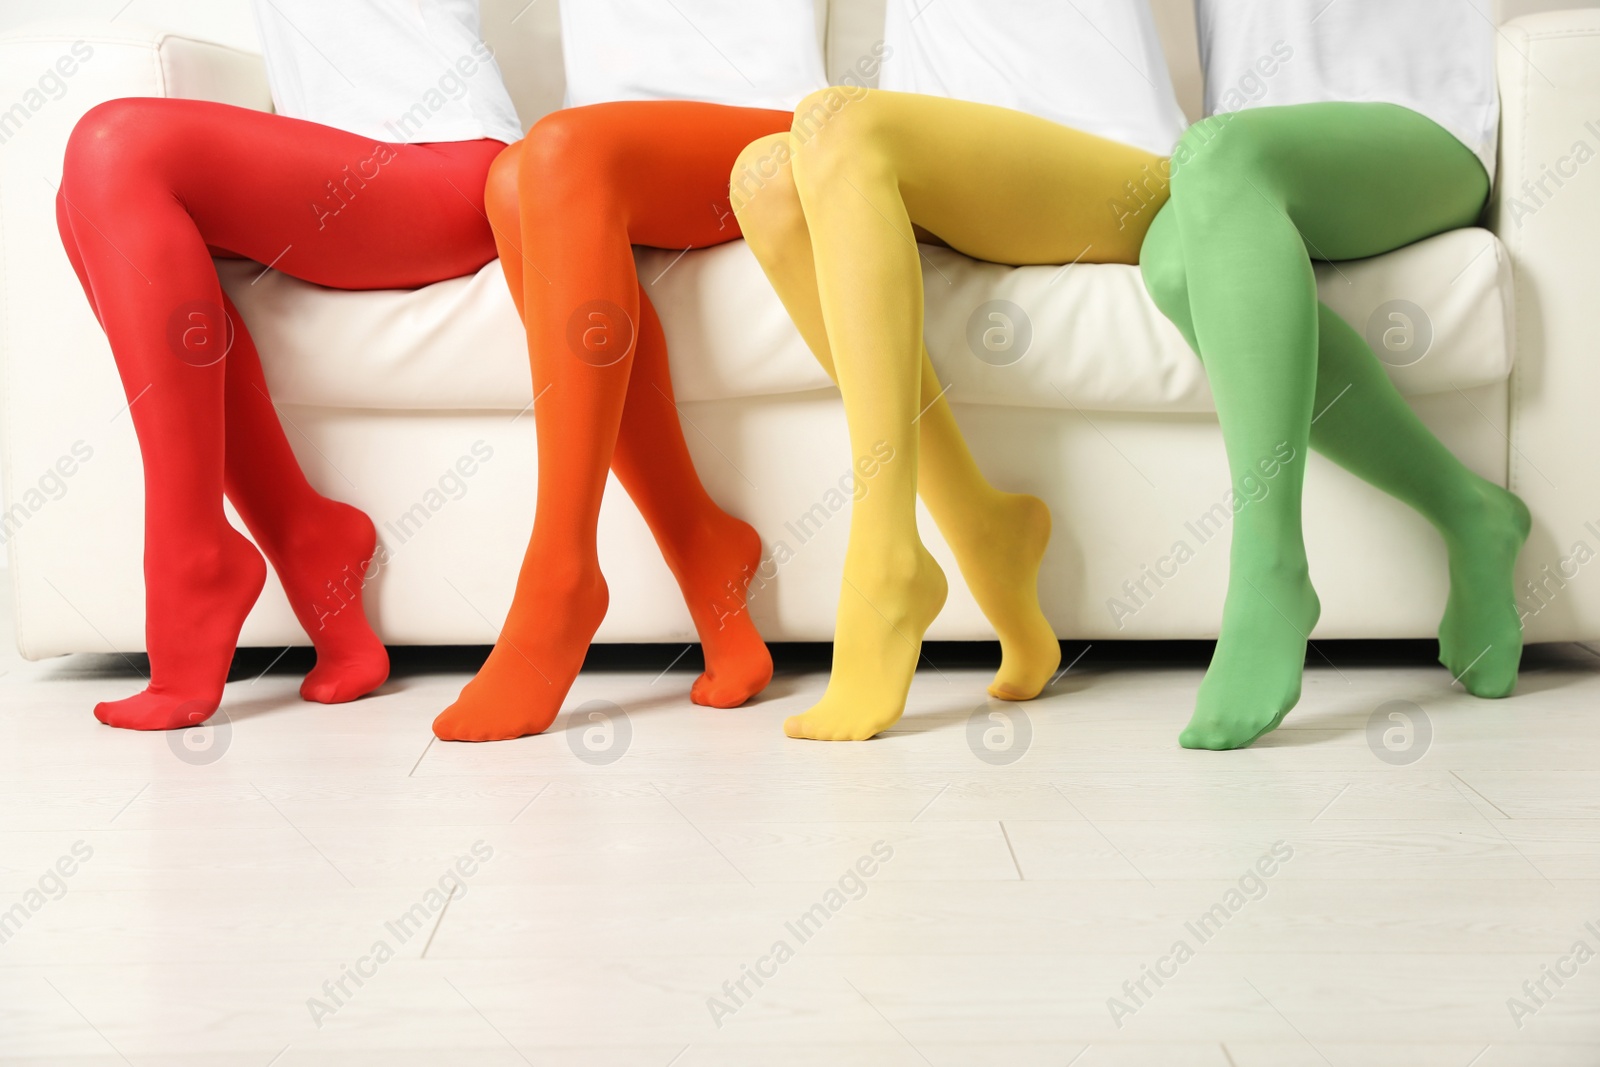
[0,0,1592,134]
[478,0,1207,130]
[473,0,1600,133]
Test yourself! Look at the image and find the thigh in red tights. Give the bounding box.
[55,97,505,730]
[433,101,789,742]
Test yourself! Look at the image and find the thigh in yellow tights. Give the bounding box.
[733,88,1169,740]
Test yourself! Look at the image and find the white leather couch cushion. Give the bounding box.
[224,225,1513,415]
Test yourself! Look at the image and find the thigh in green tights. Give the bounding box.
[1140,102,1530,751]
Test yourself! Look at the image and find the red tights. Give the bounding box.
[56,97,505,730]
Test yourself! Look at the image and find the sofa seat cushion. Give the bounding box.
[221,226,1512,414]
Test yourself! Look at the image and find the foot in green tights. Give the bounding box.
[1438,481,1530,697]
[1183,562,1321,750]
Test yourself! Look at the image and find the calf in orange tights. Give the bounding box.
[431,102,788,742]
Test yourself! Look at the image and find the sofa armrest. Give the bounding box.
[1492,10,1600,642]
[0,22,268,655]
[0,20,268,122]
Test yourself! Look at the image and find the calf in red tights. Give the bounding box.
[55,97,508,730]
[432,102,789,741]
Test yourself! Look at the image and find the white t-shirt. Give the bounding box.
[1195,0,1499,177]
[878,0,1189,157]
[561,0,828,111]
[251,0,523,144]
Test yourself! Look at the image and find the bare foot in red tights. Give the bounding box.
[95,527,266,731]
[268,499,390,704]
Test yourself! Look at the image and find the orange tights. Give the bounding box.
[433,101,787,741]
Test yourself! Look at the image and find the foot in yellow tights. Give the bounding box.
[784,542,949,740]
[954,490,1059,701]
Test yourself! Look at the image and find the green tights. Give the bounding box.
[1140,102,1530,751]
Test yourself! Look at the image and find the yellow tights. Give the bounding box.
[732,88,1168,740]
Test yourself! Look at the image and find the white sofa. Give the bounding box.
[3,0,1600,661]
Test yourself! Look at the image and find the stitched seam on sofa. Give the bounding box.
[1508,27,1532,499]
[0,71,15,653]
[1521,29,1600,42]
[0,33,256,58]
[149,35,167,98]
[151,34,261,61]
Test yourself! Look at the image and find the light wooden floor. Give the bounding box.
[3,588,1600,1067]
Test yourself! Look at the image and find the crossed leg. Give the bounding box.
[734,87,1167,740]
[433,102,788,742]
[56,98,503,728]
[1139,103,1530,750]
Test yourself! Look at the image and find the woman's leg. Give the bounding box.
[434,102,789,742]
[1143,208,1531,722]
[745,88,1166,740]
[606,294,773,709]
[731,132,1059,707]
[1142,102,1529,750]
[56,220,379,705]
[480,139,771,712]
[56,98,503,729]
[214,293,393,704]
[1143,208,1531,730]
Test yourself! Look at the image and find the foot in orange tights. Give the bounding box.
[674,513,773,709]
[432,512,769,742]
[433,562,609,742]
